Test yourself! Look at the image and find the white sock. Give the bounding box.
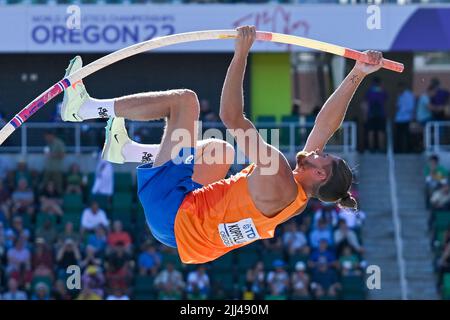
[79,97,116,120]
[122,141,160,163]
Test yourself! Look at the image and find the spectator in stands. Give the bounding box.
[0,222,5,258]
[76,285,102,300]
[81,200,109,234]
[157,281,183,300]
[1,278,27,300]
[312,203,339,229]
[291,261,310,299]
[56,239,81,277]
[437,242,450,286]
[138,242,161,276]
[310,261,341,299]
[35,218,58,246]
[443,225,450,247]
[105,241,133,290]
[12,159,32,188]
[11,178,35,217]
[107,220,132,252]
[363,77,388,153]
[32,262,54,285]
[334,219,364,255]
[91,155,114,199]
[291,100,301,118]
[338,207,366,232]
[9,262,33,292]
[6,237,31,274]
[186,265,210,300]
[0,111,6,131]
[0,148,11,181]
[32,237,53,270]
[199,99,219,122]
[80,245,102,270]
[31,282,51,300]
[425,155,448,199]
[56,222,80,249]
[262,228,283,251]
[394,82,415,153]
[266,259,289,299]
[309,218,333,249]
[339,245,362,276]
[0,206,8,229]
[51,101,63,123]
[106,287,130,300]
[246,261,266,300]
[154,262,185,299]
[4,231,16,252]
[6,215,30,247]
[65,163,85,194]
[86,225,108,254]
[52,279,72,300]
[428,78,450,120]
[0,179,11,220]
[416,86,433,126]
[42,131,66,193]
[430,182,450,210]
[308,239,337,270]
[299,224,313,257]
[82,265,105,298]
[282,221,309,256]
[40,181,63,218]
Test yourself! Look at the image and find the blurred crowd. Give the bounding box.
[0,139,367,299]
[362,77,450,153]
[424,154,450,296]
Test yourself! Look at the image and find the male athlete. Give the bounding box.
[61,26,383,264]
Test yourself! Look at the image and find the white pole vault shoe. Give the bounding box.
[61,56,89,122]
[101,117,131,164]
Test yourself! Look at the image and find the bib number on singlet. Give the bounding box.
[218,218,261,247]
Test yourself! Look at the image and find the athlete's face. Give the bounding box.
[296,149,337,183]
[298,149,336,170]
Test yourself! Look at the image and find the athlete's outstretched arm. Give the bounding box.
[303,51,384,153]
[219,26,290,172]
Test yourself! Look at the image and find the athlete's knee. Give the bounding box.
[222,140,235,163]
[171,89,200,120]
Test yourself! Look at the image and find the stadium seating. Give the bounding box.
[90,194,111,212]
[62,193,84,213]
[443,273,450,300]
[160,251,184,269]
[434,210,450,233]
[235,246,261,272]
[341,275,366,300]
[35,212,58,228]
[133,275,156,300]
[209,252,234,272]
[114,172,133,192]
[62,211,81,230]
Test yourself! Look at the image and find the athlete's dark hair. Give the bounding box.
[317,158,357,210]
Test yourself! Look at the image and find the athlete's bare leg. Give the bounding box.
[113,89,235,184]
[114,89,199,166]
[123,137,235,185]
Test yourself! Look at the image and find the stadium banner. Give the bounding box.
[0,4,449,52]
